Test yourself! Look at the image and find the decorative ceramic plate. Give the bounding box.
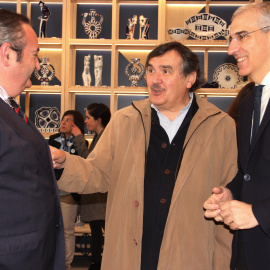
[185,13,227,40]
[213,63,243,89]
[168,27,190,40]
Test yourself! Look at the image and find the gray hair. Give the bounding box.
[0,9,31,61]
[232,3,270,33]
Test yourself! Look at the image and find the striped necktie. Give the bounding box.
[8,97,28,123]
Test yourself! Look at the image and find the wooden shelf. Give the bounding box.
[24,85,63,93]
[38,38,62,45]
[68,86,112,94]
[196,88,240,97]
[4,0,259,130]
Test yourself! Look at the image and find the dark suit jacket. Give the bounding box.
[0,98,65,270]
[227,82,270,270]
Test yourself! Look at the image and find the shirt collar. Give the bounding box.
[259,71,270,86]
[0,85,10,101]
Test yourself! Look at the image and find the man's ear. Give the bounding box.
[186,71,197,89]
[0,42,13,67]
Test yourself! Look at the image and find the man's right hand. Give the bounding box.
[50,146,66,169]
[203,186,233,222]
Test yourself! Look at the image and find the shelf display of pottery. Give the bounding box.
[213,63,243,89]
[168,13,230,41]
[0,0,252,130]
[168,27,190,40]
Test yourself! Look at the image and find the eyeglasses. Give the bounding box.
[227,25,270,46]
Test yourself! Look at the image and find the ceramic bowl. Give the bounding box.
[168,27,190,40]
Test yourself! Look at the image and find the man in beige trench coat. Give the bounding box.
[51,41,237,270]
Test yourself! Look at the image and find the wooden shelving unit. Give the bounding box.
[2,0,264,125]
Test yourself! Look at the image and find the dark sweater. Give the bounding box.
[141,97,198,270]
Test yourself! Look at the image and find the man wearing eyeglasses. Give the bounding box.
[204,2,270,269]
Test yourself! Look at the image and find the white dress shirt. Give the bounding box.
[0,85,10,102]
[259,71,270,124]
[151,92,194,143]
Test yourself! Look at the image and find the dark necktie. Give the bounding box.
[251,85,264,144]
[8,97,28,123]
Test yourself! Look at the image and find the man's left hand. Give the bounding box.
[219,200,259,230]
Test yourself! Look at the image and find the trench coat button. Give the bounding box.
[198,115,202,119]
[133,200,139,207]
[244,174,251,181]
[145,114,149,118]
[134,239,138,245]
[162,143,167,148]
[56,223,59,229]
[160,198,166,204]
[165,169,170,175]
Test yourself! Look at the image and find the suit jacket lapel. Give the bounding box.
[251,98,270,147]
[0,99,54,180]
[238,88,254,169]
[239,85,270,168]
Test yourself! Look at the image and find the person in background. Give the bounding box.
[0,9,65,269]
[50,41,237,270]
[49,110,88,270]
[71,103,111,270]
[204,3,270,269]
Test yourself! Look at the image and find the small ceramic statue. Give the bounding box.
[126,15,137,40]
[38,1,51,38]
[94,55,103,87]
[125,58,145,87]
[34,57,55,85]
[139,15,150,40]
[82,54,91,86]
[82,9,104,39]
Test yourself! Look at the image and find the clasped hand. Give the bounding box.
[203,187,258,230]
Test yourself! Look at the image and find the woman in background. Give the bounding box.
[71,103,111,270]
[49,110,87,270]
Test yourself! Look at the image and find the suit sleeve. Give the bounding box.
[226,170,243,200]
[252,196,270,237]
[48,134,63,180]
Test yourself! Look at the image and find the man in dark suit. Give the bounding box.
[0,9,65,269]
[204,3,270,269]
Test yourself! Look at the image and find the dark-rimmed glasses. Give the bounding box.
[227,25,270,46]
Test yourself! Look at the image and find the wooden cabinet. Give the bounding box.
[2,0,263,133]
